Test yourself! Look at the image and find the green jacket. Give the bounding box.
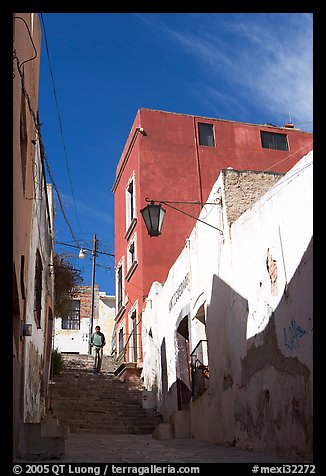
[90,331,106,347]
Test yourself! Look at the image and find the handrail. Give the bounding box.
[190,339,208,357]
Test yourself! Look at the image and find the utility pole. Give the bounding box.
[89,233,98,355]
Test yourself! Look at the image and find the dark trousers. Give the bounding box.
[93,346,103,372]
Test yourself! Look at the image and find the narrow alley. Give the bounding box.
[43,355,291,464]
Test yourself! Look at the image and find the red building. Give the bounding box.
[112,108,312,379]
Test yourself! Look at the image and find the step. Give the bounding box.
[50,355,161,437]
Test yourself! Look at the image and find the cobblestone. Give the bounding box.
[64,432,292,463]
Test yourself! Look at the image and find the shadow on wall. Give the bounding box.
[159,334,192,423]
[205,237,313,461]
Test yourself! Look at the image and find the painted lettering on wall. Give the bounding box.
[169,273,190,312]
[283,319,307,350]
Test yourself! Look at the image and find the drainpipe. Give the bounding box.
[193,117,204,206]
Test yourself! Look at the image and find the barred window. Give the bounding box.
[62,300,80,330]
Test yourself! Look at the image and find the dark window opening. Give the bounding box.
[20,255,26,300]
[129,241,135,265]
[127,180,134,223]
[34,250,43,328]
[131,310,138,362]
[260,131,288,151]
[117,265,123,310]
[118,328,124,354]
[198,123,215,147]
[61,300,80,330]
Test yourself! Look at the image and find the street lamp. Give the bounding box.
[140,198,223,236]
[79,233,98,355]
[140,201,166,237]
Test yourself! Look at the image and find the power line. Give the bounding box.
[262,141,313,173]
[54,240,114,257]
[40,12,83,238]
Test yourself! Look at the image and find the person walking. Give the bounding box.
[90,325,106,373]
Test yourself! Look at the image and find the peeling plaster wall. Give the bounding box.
[223,169,284,226]
[95,293,116,355]
[142,151,313,460]
[24,143,54,423]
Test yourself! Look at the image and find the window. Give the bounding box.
[118,328,124,354]
[130,309,138,362]
[117,263,123,311]
[260,131,288,151]
[126,175,136,233]
[126,235,138,281]
[129,241,135,266]
[198,122,215,147]
[34,250,43,328]
[61,300,80,330]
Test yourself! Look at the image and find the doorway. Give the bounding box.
[175,315,192,410]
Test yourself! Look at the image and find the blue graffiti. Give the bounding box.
[284,320,307,350]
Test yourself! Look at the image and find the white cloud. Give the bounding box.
[137,13,312,128]
[59,192,114,226]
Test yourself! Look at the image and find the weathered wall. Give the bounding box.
[223,169,284,225]
[95,293,115,355]
[13,12,42,455]
[142,151,313,460]
[24,141,54,422]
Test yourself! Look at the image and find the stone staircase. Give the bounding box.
[49,354,161,435]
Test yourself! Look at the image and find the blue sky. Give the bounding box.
[38,13,313,295]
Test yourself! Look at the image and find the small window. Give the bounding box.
[130,310,138,362]
[117,264,123,311]
[260,131,288,151]
[126,175,136,232]
[118,328,124,354]
[62,300,80,330]
[129,241,135,265]
[198,123,215,147]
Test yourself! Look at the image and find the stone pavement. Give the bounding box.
[64,432,292,463]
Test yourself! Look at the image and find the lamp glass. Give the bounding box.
[79,249,86,259]
[140,202,166,237]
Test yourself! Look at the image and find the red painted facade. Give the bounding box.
[112,108,313,368]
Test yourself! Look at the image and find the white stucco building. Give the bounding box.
[54,288,115,355]
[142,151,313,461]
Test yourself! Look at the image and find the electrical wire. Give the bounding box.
[40,13,83,238]
[262,141,313,173]
[13,45,82,249]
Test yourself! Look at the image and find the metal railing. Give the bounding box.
[190,339,209,398]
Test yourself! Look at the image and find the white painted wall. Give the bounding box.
[142,151,313,460]
[54,317,89,354]
[95,293,116,355]
[54,293,116,355]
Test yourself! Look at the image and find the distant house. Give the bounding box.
[54,285,115,355]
